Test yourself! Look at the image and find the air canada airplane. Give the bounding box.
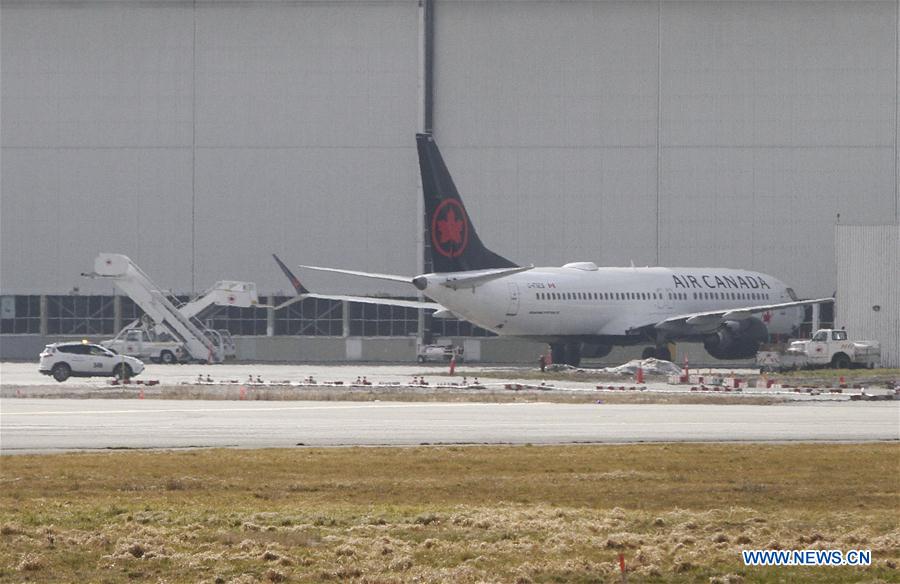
[275,133,833,367]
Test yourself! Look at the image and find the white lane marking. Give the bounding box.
[0,401,535,417]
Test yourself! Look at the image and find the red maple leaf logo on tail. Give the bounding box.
[437,209,464,244]
[431,199,469,258]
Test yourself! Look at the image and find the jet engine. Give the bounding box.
[703,318,769,359]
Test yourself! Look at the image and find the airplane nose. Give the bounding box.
[412,276,428,291]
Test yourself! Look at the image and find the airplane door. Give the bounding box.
[664,288,675,310]
[655,288,666,310]
[506,282,520,316]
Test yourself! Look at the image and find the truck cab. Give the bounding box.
[789,328,880,369]
[101,327,186,364]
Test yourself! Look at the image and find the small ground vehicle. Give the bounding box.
[757,329,881,371]
[39,342,145,382]
[101,327,186,364]
[417,344,464,363]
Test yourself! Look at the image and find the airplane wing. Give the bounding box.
[654,297,835,333]
[275,293,440,311]
[273,254,309,294]
[438,265,534,290]
[273,255,440,311]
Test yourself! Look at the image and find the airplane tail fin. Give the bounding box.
[272,254,309,295]
[416,133,518,273]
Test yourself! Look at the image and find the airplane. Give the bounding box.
[274,133,834,367]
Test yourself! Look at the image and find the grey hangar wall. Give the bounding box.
[2,0,899,303]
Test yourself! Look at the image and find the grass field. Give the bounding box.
[1,444,898,583]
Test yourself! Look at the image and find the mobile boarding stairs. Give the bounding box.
[83,253,261,363]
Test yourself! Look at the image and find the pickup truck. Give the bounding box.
[101,327,187,364]
[417,344,464,363]
[757,329,881,371]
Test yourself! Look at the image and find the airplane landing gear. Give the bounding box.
[641,345,672,361]
[551,343,582,367]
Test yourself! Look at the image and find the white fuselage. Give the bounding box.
[421,265,802,341]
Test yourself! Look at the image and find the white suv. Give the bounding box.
[39,342,145,382]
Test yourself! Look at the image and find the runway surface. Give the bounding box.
[2,399,897,453]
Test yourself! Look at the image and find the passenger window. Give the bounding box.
[833,331,847,341]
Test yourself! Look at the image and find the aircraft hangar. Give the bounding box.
[1,0,898,362]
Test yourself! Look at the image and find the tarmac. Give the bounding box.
[2,398,897,454]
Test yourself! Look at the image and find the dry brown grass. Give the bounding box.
[1,443,897,583]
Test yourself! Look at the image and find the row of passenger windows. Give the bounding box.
[535,291,771,302]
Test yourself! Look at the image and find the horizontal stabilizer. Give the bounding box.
[439,265,534,290]
[275,293,439,312]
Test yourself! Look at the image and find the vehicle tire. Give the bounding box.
[417,355,426,363]
[565,343,582,367]
[113,363,133,380]
[159,350,176,365]
[51,363,71,382]
[641,347,656,359]
[831,353,851,370]
[550,343,566,366]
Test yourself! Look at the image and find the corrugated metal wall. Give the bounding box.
[2,0,899,300]
[1,0,419,296]
[835,225,900,368]
[434,0,898,299]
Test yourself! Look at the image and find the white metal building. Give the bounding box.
[3,0,899,304]
[835,225,900,368]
